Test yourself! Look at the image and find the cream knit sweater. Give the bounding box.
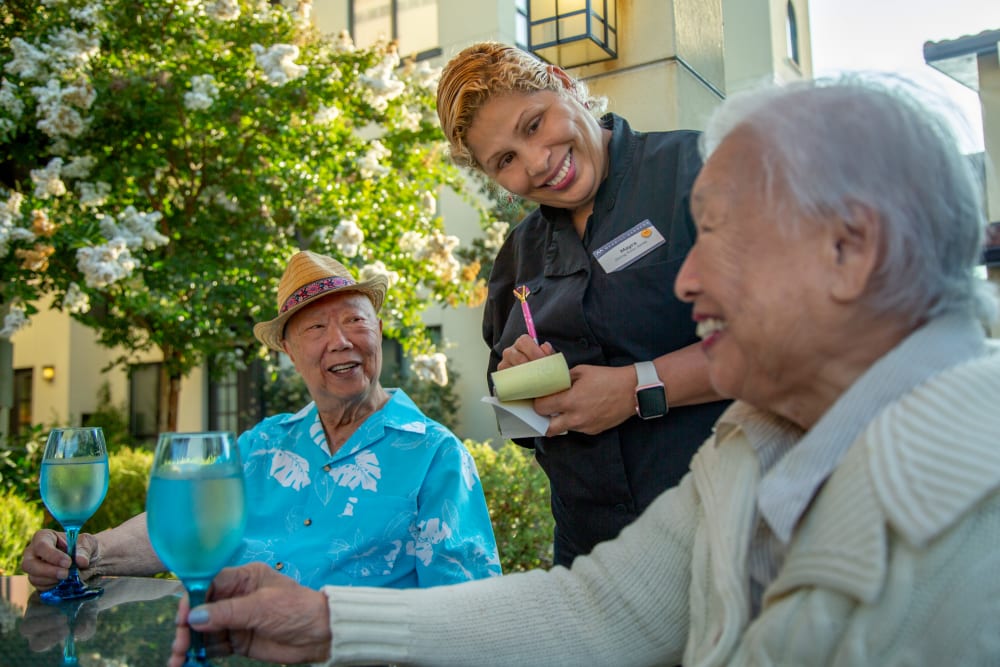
[320,348,1000,667]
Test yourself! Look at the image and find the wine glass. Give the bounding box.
[146,431,247,666]
[39,427,110,604]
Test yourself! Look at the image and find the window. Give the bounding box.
[785,1,800,66]
[129,362,161,445]
[515,0,528,49]
[9,368,33,437]
[350,0,440,61]
[208,355,266,436]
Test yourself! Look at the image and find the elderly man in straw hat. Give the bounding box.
[21,251,502,590]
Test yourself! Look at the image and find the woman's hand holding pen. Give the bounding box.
[497,334,555,370]
[498,335,637,436]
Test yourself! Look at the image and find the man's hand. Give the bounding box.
[535,364,636,436]
[20,598,99,652]
[20,530,101,590]
[170,562,331,667]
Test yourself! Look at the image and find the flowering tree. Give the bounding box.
[0,0,493,431]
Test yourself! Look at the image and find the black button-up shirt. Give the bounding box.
[483,115,730,566]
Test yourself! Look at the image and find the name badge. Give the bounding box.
[593,220,666,273]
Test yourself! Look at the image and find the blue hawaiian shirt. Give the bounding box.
[231,389,502,589]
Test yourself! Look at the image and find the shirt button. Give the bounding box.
[323,464,331,472]
[578,338,589,347]
[275,562,284,571]
[303,518,312,526]
[614,504,628,513]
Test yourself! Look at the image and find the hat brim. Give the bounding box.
[253,276,388,352]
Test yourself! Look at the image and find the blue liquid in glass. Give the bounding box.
[41,458,109,528]
[147,467,247,583]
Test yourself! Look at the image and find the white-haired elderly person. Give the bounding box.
[171,76,1000,667]
[22,251,502,591]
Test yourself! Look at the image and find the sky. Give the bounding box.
[808,0,1000,152]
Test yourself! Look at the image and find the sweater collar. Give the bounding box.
[766,344,1000,605]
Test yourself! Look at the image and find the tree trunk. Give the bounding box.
[157,345,183,432]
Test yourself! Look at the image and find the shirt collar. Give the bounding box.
[279,390,431,460]
[758,313,987,543]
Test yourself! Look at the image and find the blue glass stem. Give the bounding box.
[40,527,102,604]
[185,587,210,666]
[62,621,79,666]
[64,528,82,584]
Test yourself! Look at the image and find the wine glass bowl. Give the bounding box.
[39,427,110,605]
[146,431,246,666]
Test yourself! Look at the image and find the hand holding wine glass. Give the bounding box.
[147,431,247,667]
[39,427,110,605]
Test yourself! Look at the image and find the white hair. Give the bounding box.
[701,74,998,327]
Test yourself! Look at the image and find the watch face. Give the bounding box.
[637,386,667,419]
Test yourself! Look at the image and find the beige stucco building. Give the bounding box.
[8,0,818,442]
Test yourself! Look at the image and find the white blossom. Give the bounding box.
[77,181,111,208]
[313,103,340,125]
[0,79,24,119]
[0,190,24,222]
[99,206,168,250]
[332,30,355,53]
[251,43,308,86]
[211,190,240,212]
[62,282,91,314]
[398,106,421,132]
[9,29,100,82]
[205,0,240,21]
[46,28,101,70]
[407,61,441,92]
[0,306,28,338]
[69,2,103,25]
[483,221,509,252]
[421,191,436,216]
[416,230,460,283]
[359,260,399,288]
[357,139,391,179]
[359,51,405,112]
[331,218,364,258]
[398,231,426,254]
[76,238,137,288]
[294,0,312,24]
[31,79,94,138]
[5,38,48,80]
[184,74,219,111]
[411,352,448,386]
[60,154,97,179]
[0,191,34,256]
[30,158,67,199]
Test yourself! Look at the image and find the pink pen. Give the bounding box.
[513,285,538,343]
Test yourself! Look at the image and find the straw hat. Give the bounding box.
[253,251,388,352]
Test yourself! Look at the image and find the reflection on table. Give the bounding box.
[0,575,278,666]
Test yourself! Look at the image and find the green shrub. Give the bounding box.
[0,423,45,501]
[82,383,135,454]
[466,439,554,573]
[0,489,44,575]
[87,446,154,534]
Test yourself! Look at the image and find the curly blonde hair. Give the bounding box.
[436,42,603,169]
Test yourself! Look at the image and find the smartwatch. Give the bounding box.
[634,361,668,420]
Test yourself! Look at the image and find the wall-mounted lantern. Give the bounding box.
[528,0,618,69]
